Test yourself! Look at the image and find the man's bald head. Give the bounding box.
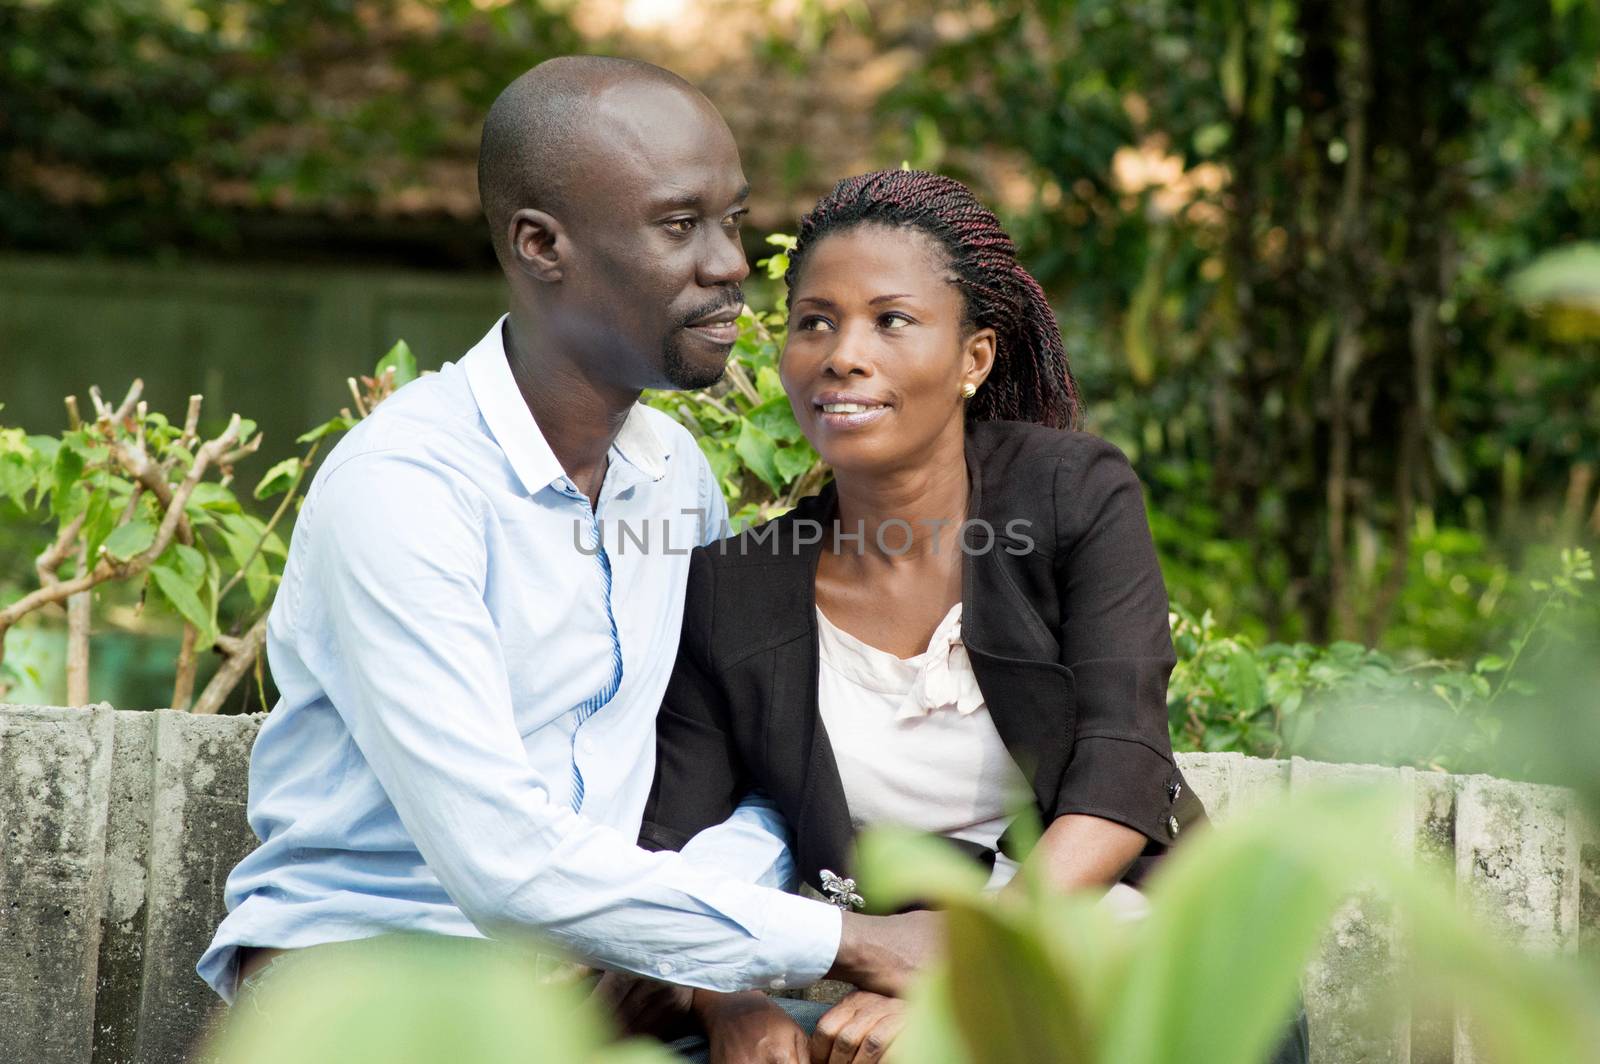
[477,56,720,267]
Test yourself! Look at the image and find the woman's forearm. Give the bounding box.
[1013,813,1147,895]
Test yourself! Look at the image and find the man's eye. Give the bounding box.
[723,210,748,229]
[664,218,697,234]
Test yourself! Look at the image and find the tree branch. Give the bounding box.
[0,415,240,632]
[192,616,268,715]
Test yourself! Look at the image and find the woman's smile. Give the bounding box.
[812,390,893,430]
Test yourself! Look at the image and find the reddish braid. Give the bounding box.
[784,169,1080,431]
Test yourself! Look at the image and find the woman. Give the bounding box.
[640,170,1303,1064]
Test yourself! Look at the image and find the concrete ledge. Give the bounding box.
[0,705,1593,1063]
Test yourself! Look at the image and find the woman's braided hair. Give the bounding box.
[784,169,1080,430]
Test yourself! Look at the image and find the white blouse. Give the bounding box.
[815,601,1150,918]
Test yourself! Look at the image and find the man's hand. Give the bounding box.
[810,991,906,1064]
[827,911,943,997]
[693,990,810,1064]
[590,970,695,1040]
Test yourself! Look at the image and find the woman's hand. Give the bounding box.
[810,991,906,1064]
[694,990,811,1064]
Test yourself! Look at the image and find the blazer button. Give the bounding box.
[1168,782,1182,803]
[1167,815,1181,839]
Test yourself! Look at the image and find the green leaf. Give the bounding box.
[0,453,34,508]
[101,518,157,562]
[254,457,302,500]
[753,366,785,403]
[1102,787,1404,1064]
[81,484,117,561]
[51,444,85,517]
[734,421,782,493]
[204,936,619,1064]
[853,825,992,912]
[1474,654,1508,674]
[773,444,816,484]
[375,339,419,386]
[218,513,275,605]
[187,481,241,512]
[746,396,804,443]
[1224,648,1265,712]
[297,415,357,444]
[150,550,216,644]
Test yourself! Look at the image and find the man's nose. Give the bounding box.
[698,227,750,287]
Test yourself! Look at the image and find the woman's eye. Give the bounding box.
[880,313,912,329]
[797,315,835,332]
[664,218,697,234]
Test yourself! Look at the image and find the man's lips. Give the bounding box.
[684,307,742,345]
[685,321,739,344]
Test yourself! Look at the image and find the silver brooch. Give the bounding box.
[819,869,864,911]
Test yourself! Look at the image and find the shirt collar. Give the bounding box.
[462,316,670,498]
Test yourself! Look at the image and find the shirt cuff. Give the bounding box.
[1053,735,1181,847]
[750,890,842,991]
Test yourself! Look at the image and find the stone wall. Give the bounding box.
[0,704,1594,1063]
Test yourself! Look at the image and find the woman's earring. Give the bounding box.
[961,382,978,399]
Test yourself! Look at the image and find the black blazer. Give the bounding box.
[640,420,1208,894]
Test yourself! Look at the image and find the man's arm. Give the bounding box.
[677,793,799,891]
[296,453,839,992]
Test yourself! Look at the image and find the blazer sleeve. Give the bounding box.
[640,546,750,852]
[1050,437,1182,847]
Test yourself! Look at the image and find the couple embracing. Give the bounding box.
[199,56,1304,1064]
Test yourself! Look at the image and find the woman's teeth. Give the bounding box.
[821,403,877,414]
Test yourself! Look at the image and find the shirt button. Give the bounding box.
[1167,815,1181,839]
[656,961,674,977]
[769,977,787,990]
[579,737,596,754]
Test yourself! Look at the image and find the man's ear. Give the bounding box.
[964,327,998,389]
[509,208,566,283]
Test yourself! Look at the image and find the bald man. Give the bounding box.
[196,55,933,1040]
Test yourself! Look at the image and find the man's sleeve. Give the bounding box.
[677,793,799,892]
[296,453,838,990]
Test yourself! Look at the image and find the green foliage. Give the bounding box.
[1510,242,1600,340]
[645,236,825,529]
[875,0,1600,645]
[1169,548,1596,772]
[205,936,673,1064]
[856,786,1600,1064]
[0,340,414,706]
[0,0,584,253]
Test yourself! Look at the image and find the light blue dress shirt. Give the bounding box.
[197,318,841,1001]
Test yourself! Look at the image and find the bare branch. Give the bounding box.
[111,379,144,424]
[89,385,109,421]
[346,377,369,418]
[66,542,91,706]
[182,395,202,444]
[171,624,198,711]
[36,511,88,589]
[192,616,268,715]
[64,395,81,430]
[722,361,763,407]
[111,440,194,547]
[219,432,263,467]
